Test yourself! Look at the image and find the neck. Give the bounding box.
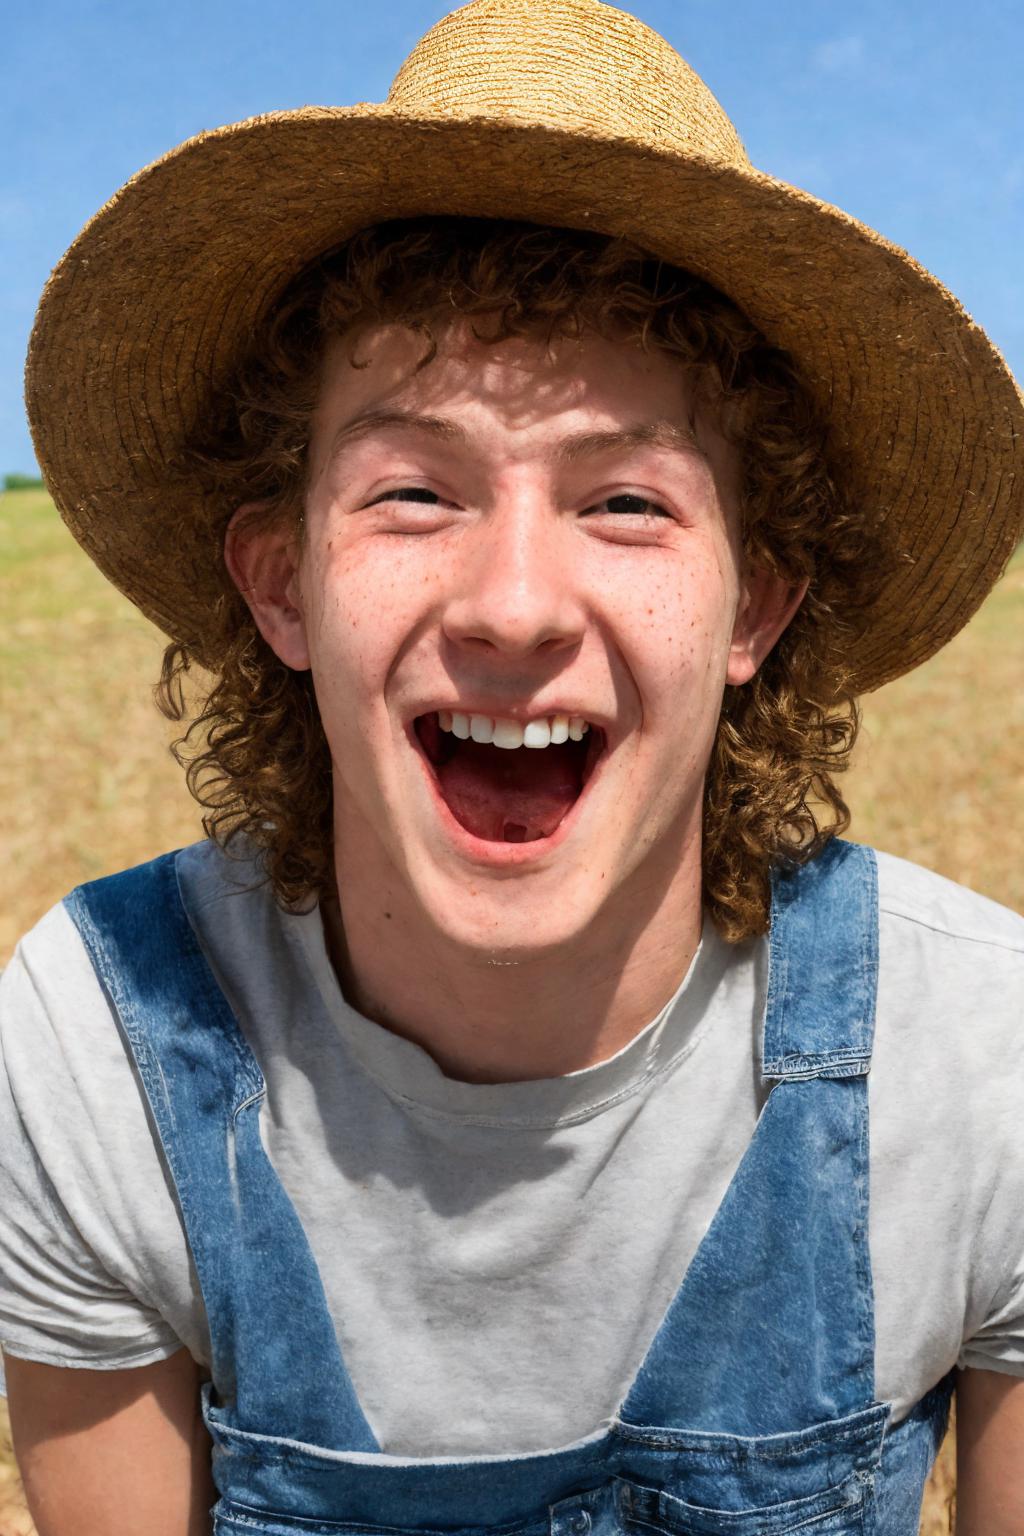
[322,829,704,1086]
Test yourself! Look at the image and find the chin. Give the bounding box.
[406,846,602,958]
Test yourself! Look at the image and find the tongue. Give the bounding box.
[436,740,582,842]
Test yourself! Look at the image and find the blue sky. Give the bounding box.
[3,0,1021,475]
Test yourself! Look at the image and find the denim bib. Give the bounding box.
[66,839,951,1534]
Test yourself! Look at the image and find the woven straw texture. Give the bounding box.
[25,0,1024,688]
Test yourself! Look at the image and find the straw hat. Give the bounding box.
[26,0,1023,689]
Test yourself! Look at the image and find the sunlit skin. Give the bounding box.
[228,322,803,1082]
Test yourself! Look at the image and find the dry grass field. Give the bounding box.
[1,487,1020,1533]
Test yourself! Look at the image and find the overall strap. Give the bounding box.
[65,851,379,1453]
[619,837,881,1436]
[763,838,879,1082]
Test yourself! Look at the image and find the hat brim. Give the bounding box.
[25,106,1024,689]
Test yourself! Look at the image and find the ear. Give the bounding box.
[726,567,808,686]
[224,504,311,671]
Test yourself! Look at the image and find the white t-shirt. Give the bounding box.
[0,840,1022,1456]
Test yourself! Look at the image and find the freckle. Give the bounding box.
[383,911,392,920]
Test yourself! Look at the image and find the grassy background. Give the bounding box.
[2,488,1020,1532]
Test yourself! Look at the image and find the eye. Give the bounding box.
[367,487,441,506]
[585,492,671,519]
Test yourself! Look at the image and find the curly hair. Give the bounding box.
[159,217,886,941]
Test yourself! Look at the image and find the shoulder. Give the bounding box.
[62,836,272,930]
[874,846,1023,955]
[2,839,281,1071]
[867,849,1022,1189]
[33,839,330,1072]
[0,882,201,1374]
[0,885,156,1226]
[1,891,139,1184]
[2,897,114,1074]
[1,895,137,1141]
[6,839,326,1096]
[54,835,295,975]
[873,848,1022,1043]
[870,847,1022,1058]
[864,855,1024,1410]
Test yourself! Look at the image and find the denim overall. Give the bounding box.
[66,838,951,1534]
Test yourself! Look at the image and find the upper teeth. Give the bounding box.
[437,711,590,750]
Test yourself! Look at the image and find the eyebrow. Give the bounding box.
[327,409,707,464]
[328,408,465,459]
[556,421,707,463]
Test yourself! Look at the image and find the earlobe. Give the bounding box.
[726,568,808,687]
[224,504,312,671]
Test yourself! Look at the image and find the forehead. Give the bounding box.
[309,319,735,472]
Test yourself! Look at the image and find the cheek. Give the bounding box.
[303,538,444,705]
[607,550,739,712]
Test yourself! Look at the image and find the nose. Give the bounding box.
[441,488,587,662]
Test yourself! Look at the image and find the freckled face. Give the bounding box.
[292,321,752,954]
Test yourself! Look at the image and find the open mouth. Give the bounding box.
[413,711,606,844]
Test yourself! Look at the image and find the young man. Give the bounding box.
[2,2,1022,1534]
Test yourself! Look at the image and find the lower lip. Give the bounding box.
[407,726,606,868]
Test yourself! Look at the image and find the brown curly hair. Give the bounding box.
[159,217,886,940]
